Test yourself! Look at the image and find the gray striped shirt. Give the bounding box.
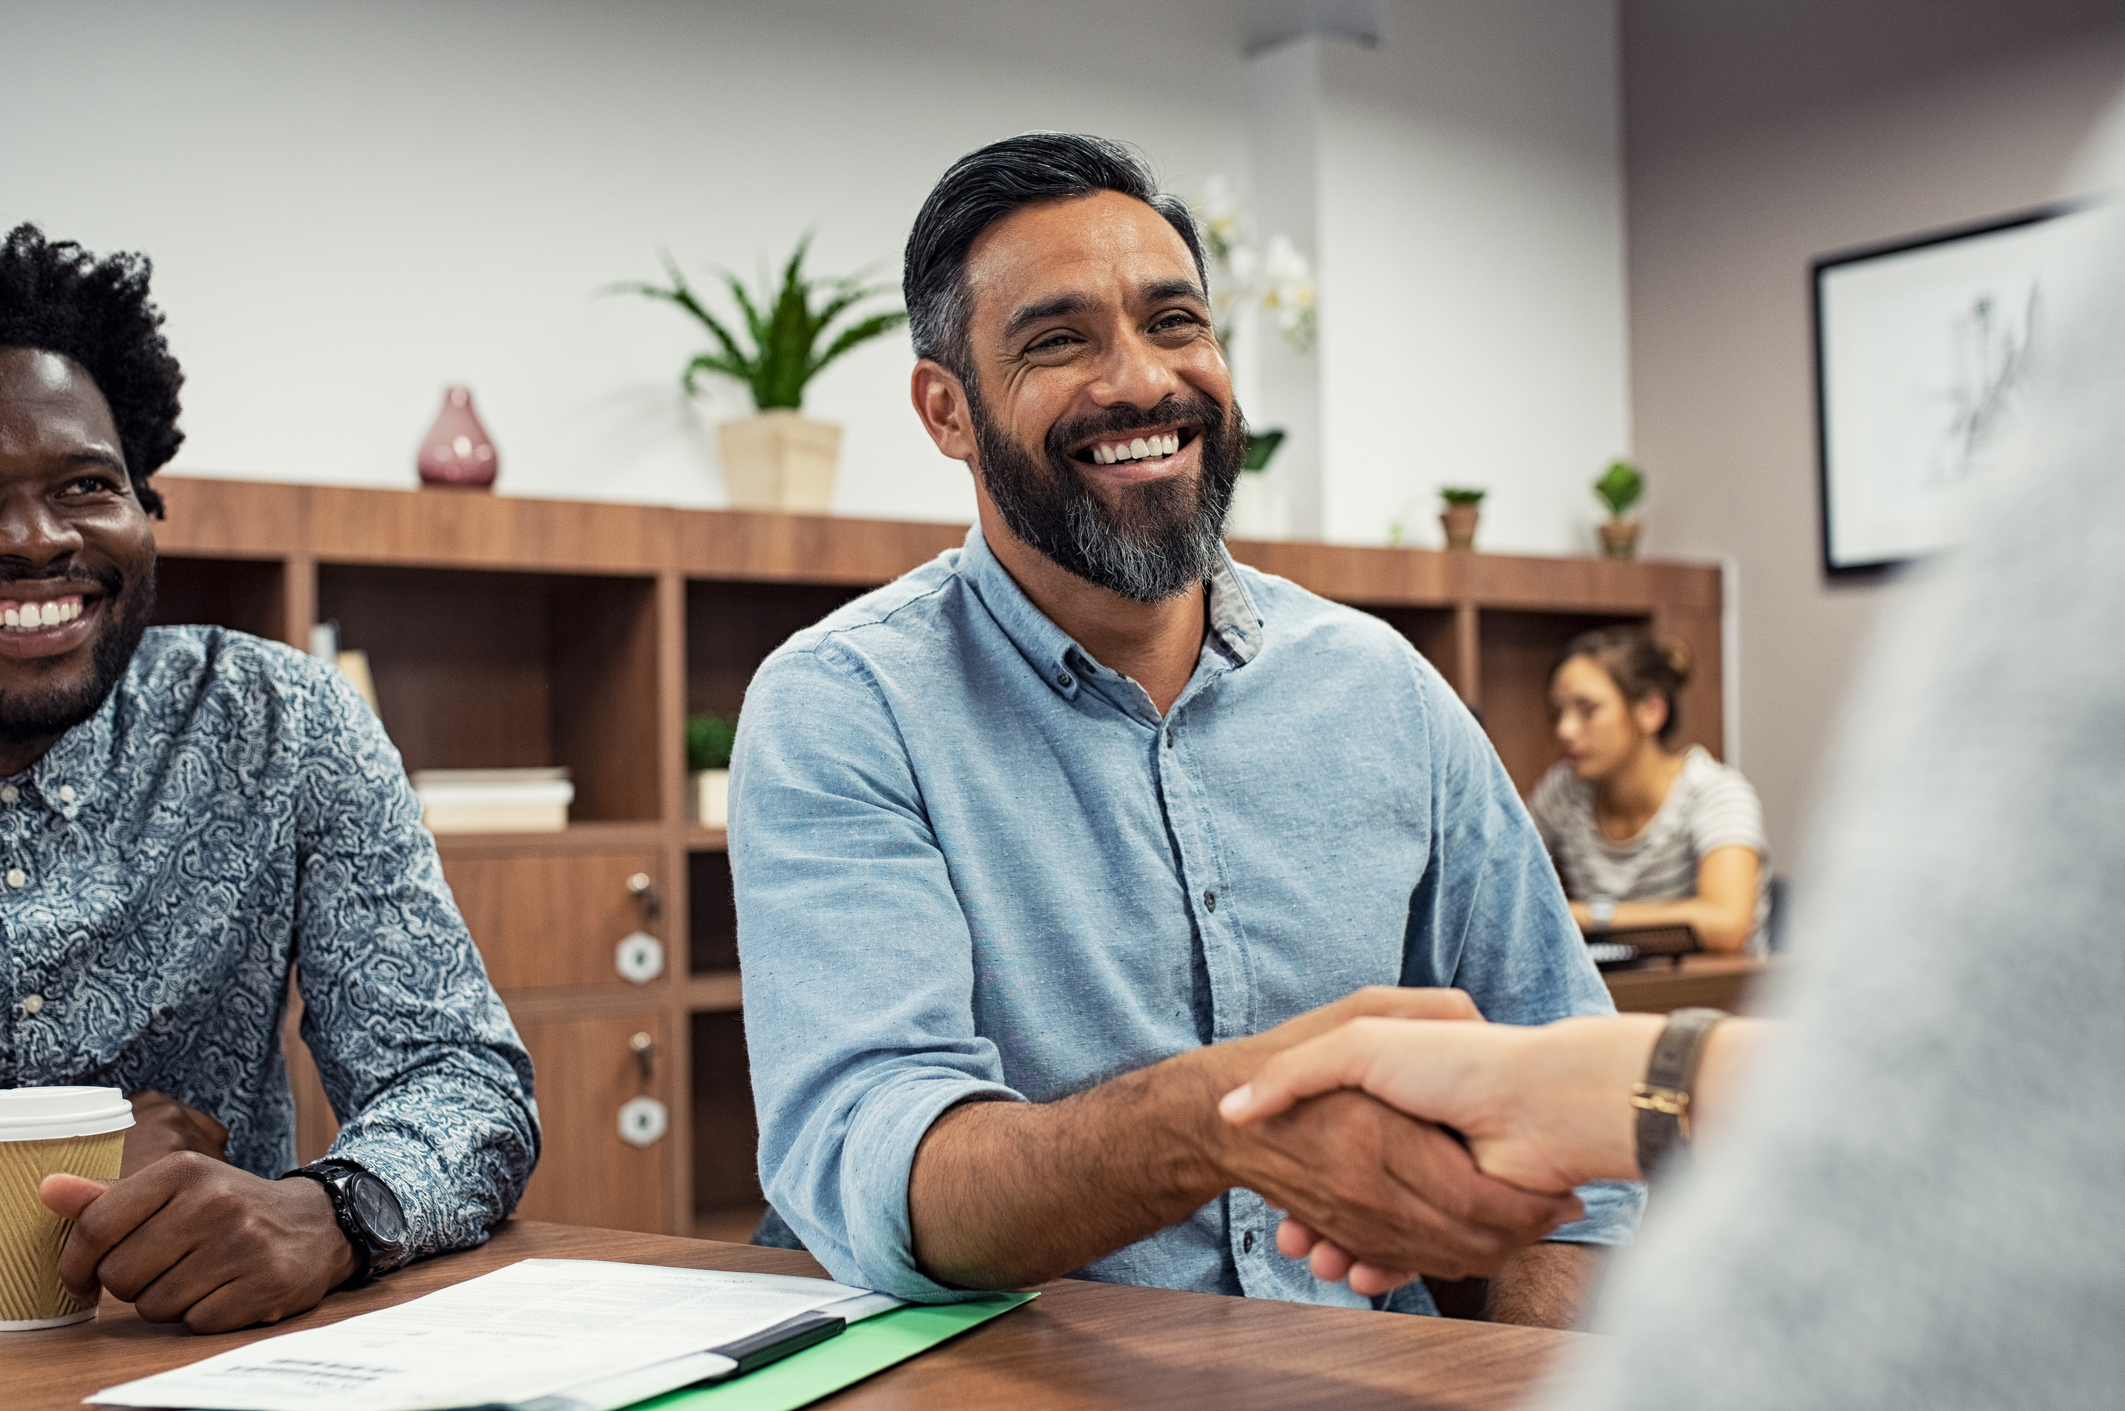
[1527,747,1767,947]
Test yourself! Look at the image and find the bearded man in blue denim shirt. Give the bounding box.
[733,135,1640,1326]
[0,225,536,1333]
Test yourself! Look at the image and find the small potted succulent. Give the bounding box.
[685,711,739,827]
[1594,460,1645,560]
[1438,487,1486,551]
[612,237,906,514]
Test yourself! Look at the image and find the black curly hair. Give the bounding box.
[0,223,183,518]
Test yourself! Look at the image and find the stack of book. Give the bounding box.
[412,767,574,834]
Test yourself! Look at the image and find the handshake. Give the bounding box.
[1206,989,1677,1298]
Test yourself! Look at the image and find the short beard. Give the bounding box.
[971,383,1246,603]
[0,558,156,746]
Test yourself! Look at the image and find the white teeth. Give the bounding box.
[0,599,85,629]
[1089,434,1185,465]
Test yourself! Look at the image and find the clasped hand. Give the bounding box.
[1200,990,1583,1293]
[36,1089,360,1333]
[1221,1012,1654,1295]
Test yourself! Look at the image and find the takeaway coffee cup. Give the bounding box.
[0,1086,133,1330]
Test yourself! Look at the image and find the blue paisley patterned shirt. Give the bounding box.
[0,626,538,1260]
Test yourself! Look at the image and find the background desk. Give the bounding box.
[8,1221,1581,1411]
[1604,954,1773,1014]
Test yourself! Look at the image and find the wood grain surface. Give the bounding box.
[3,1222,1580,1411]
[1605,955,1773,1014]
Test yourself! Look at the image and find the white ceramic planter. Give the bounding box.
[718,411,841,512]
[692,769,731,827]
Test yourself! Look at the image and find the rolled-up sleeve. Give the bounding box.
[732,644,1022,1300]
[1400,654,1646,1247]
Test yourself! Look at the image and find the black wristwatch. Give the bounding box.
[280,1158,410,1286]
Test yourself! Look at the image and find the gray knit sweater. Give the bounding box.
[1543,211,2125,1407]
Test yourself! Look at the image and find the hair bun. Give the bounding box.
[1660,637,1694,684]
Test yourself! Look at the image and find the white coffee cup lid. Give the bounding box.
[0,1086,136,1141]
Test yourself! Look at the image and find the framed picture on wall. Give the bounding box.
[1812,202,2110,575]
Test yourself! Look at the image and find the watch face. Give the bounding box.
[350,1172,409,1246]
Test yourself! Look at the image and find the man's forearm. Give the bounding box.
[1484,1240,1603,1328]
[908,986,1581,1291]
[908,1048,1234,1289]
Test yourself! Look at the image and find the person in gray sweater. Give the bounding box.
[1221,141,2125,1409]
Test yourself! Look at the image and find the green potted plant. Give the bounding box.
[1439,487,1486,551]
[1594,460,1645,560]
[685,711,739,827]
[613,237,906,513]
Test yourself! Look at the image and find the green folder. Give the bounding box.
[630,1293,1037,1411]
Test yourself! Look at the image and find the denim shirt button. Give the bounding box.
[1203,889,1217,912]
[1241,1230,1255,1254]
[1056,671,1074,689]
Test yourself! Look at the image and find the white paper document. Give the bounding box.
[89,1259,900,1411]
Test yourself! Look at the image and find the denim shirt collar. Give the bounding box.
[956,525,1264,705]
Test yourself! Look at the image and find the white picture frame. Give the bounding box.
[1813,203,2109,574]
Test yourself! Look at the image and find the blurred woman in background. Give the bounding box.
[1529,630,1766,953]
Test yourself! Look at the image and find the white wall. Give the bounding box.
[3,0,1254,519]
[4,0,1633,552]
[1314,0,1632,550]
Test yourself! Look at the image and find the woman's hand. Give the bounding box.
[1220,1014,1667,1291]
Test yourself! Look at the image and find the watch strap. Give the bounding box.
[280,1158,402,1287]
[1630,1007,1727,1177]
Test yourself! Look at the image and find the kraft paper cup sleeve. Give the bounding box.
[0,1087,134,1331]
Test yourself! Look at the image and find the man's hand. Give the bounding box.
[38,1152,361,1333]
[1185,986,1580,1283]
[121,1090,230,1177]
[909,985,1577,1291]
[1222,1013,1677,1297]
[1205,1088,1580,1283]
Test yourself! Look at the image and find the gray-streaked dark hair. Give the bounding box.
[903,133,1207,384]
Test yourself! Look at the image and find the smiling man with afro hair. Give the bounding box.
[0,223,184,517]
[0,223,539,1336]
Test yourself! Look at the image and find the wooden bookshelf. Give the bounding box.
[156,476,1723,1238]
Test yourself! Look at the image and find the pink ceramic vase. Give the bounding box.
[416,386,499,489]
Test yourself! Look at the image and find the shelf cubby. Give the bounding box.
[320,565,661,822]
[154,555,286,643]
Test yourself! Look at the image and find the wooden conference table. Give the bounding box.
[10,1221,1582,1410]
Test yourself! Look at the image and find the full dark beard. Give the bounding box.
[0,558,156,745]
[972,387,1247,603]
